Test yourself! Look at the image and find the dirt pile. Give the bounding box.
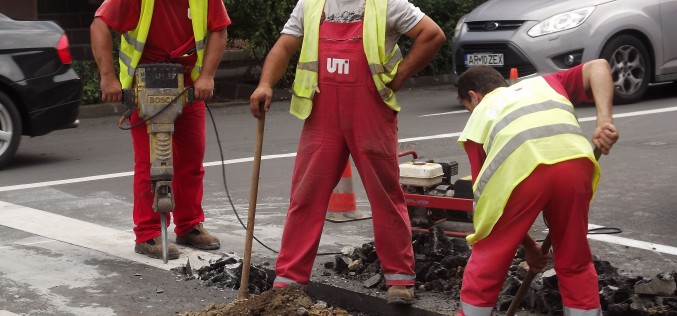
[179,287,353,316]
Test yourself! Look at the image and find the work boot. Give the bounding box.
[386,285,415,305]
[134,237,180,260]
[175,223,221,250]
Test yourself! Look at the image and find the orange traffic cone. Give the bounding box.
[325,162,372,223]
[509,68,519,86]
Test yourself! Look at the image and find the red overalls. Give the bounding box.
[273,18,416,287]
[130,100,206,243]
[459,158,601,315]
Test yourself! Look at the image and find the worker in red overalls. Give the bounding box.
[248,0,445,304]
[455,60,619,315]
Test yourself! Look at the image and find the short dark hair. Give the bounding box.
[457,66,507,102]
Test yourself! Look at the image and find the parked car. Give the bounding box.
[0,13,82,169]
[451,0,677,104]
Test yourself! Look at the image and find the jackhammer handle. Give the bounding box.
[506,235,552,316]
[238,102,266,300]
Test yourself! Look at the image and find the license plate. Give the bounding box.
[465,53,504,66]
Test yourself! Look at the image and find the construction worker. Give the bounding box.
[455,59,619,315]
[249,0,446,304]
[90,0,230,259]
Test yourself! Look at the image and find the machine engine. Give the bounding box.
[399,155,474,236]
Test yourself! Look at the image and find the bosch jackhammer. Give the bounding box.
[122,64,193,263]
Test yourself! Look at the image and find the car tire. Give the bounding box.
[0,91,22,169]
[600,34,651,105]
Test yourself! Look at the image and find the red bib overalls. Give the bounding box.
[273,18,416,287]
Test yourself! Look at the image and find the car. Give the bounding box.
[451,0,677,104]
[0,13,82,169]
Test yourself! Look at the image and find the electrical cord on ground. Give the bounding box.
[205,102,340,257]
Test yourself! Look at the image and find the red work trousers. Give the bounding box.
[274,20,415,287]
[130,100,206,243]
[460,158,600,313]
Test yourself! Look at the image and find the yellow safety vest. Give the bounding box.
[458,77,601,245]
[118,0,208,89]
[290,0,403,120]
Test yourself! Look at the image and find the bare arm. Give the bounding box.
[194,28,228,101]
[389,16,446,92]
[249,34,303,118]
[582,59,619,155]
[90,17,122,103]
[522,235,548,273]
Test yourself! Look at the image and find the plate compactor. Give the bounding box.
[123,64,194,263]
[398,151,475,237]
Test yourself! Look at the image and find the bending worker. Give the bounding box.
[249,0,445,304]
[90,0,230,259]
[455,60,619,315]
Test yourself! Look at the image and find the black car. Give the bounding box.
[0,13,82,169]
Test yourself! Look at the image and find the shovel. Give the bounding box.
[238,103,266,300]
[506,148,602,315]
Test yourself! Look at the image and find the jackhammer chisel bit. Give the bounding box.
[124,63,192,263]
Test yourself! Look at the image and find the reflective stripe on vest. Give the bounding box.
[460,301,493,316]
[118,0,207,88]
[564,306,602,316]
[290,0,402,120]
[458,77,600,245]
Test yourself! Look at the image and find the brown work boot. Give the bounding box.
[134,237,180,260]
[386,285,415,305]
[175,223,221,250]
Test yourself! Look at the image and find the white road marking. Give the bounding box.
[2,106,676,193]
[419,110,468,117]
[0,200,222,270]
[1,106,677,260]
[586,224,677,256]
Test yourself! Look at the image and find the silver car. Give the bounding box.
[451,0,677,104]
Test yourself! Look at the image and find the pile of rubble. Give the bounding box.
[171,252,272,295]
[327,227,677,315]
[180,287,352,316]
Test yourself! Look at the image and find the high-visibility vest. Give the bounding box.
[458,77,601,245]
[118,0,208,89]
[290,0,403,120]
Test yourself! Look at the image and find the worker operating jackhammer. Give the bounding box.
[454,59,619,316]
[90,0,230,262]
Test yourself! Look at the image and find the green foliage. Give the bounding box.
[224,0,299,87]
[72,60,100,105]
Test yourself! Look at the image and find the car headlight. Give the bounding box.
[454,15,466,39]
[527,6,595,37]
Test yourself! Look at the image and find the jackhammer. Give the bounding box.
[122,63,193,263]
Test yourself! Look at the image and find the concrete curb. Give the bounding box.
[77,74,455,119]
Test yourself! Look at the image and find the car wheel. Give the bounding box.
[0,91,22,169]
[600,35,651,105]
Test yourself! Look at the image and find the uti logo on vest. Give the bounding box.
[327,58,350,75]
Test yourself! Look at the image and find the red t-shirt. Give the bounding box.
[95,0,231,82]
[464,64,592,181]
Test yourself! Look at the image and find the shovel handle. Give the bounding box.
[238,103,266,300]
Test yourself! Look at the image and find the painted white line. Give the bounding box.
[586,224,677,256]
[1,106,676,192]
[419,110,468,117]
[0,200,222,270]
[0,239,56,250]
[0,153,297,193]
[0,311,21,316]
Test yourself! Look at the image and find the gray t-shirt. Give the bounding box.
[281,0,425,52]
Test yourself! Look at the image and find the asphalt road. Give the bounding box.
[1,82,676,315]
